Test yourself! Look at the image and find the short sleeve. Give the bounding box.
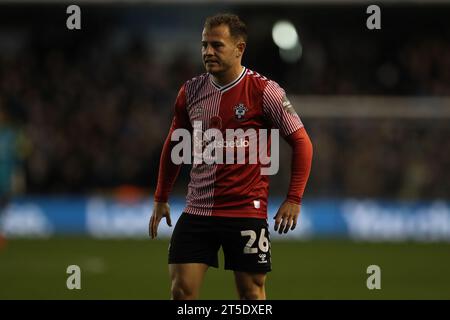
[262,81,303,137]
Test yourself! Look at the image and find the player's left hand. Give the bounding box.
[149,201,172,239]
[274,201,300,234]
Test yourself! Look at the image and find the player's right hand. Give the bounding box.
[149,201,172,239]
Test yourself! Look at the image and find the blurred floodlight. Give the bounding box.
[272,20,298,50]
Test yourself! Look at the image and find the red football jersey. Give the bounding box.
[157,67,304,218]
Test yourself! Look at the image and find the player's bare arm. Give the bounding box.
[149,201,172,239]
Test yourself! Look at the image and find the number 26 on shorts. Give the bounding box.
[240,229,269,254]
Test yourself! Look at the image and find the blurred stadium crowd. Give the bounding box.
[0,4,449,200]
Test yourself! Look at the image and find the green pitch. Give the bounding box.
[1,238,449,299]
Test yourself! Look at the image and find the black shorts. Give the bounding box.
[168,212,272,273]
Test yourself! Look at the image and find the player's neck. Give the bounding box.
[211,65,244,88]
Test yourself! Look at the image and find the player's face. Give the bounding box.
[201,25,243,75]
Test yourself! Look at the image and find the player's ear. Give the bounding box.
[236,41,246,58]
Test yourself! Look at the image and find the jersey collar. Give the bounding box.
[210,67,247,93]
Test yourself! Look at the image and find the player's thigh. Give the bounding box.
[221,217,272,273]
[234,271,267,291]
[169,263,209,289]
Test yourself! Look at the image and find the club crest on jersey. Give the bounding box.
[234,103,248,121]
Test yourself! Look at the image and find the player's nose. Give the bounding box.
[203,44,214,56]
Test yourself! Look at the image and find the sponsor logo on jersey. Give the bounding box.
[190,105,203,117]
